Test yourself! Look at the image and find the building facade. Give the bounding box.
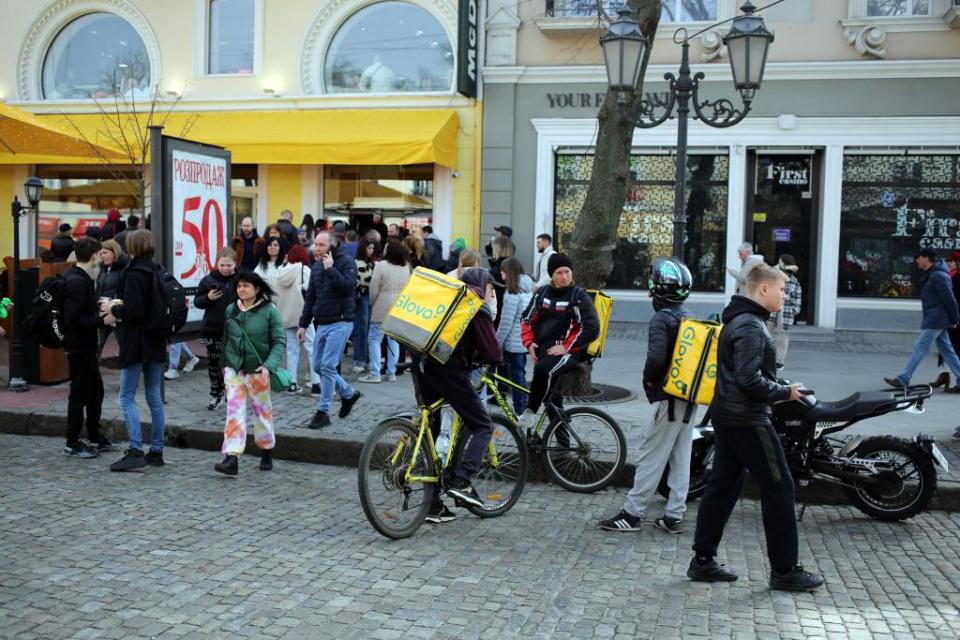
[0,0,482,263]
[482,0,960,329]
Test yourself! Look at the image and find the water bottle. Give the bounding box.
[436,407,454,461]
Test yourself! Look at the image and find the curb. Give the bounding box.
[3,409,957,513]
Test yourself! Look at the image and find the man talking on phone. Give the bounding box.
[687,263,824,592]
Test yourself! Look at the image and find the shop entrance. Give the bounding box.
[747,151,821,324]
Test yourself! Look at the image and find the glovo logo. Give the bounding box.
[704,362,717,380]
[670,326,696,377]
[394,294,447,321]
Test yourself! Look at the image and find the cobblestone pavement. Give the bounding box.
[3,433,960,640]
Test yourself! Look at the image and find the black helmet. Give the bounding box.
[649,258,693,303]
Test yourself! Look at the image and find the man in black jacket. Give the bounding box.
[688,263,823,592]
[61,237,118,457]
[297,231,362,429]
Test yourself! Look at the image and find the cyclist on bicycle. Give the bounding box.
[415,267,502,522]
[515,253,599,430]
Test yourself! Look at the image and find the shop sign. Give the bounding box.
[457,0,478,98]
[772,228,791,242]
[766,159,811,192]
[547,91,670,109]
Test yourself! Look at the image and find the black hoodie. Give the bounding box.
[710,295,791,426]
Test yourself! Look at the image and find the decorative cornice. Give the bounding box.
[17,0,163,101]
[844,25,887,59]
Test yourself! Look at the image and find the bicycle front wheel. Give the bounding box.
[542,407,626,493]
[358,418,437,539]
[464,414,529,518]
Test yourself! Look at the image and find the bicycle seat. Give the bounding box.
[805,392,895,422]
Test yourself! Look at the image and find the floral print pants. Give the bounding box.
[222,368,276,456]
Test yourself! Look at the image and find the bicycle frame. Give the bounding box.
[476,367,550,433]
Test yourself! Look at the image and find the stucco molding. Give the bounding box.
[700,29,725,63]
[300,0,458,95]
[485,6,521,67]
[843,24,887,59]
[17,0,163,101]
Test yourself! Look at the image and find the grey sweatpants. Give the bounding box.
[623,399,696,520]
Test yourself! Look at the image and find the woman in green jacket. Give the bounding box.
[215,270,286,476]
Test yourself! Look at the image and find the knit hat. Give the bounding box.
[547,252,573,277]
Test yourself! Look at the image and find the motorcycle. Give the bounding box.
[658,383,949,521]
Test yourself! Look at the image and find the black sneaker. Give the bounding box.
[286,383,303,395]
[64,442,98,459]
[654,516,683,534]
[145,449,165,466]
[338,391,362,418]
[92,435,120,452]
[687,558,738,582]
[599,510,642,532]
[206,394,224,411]
[447,483,483,509]
[308,411,331,430]
[770,565,824,592]
[260,450,273,471]
[776,362,785,371]
[310,384,321,396]
[215,455,239,476]
[425,503,457,524]
[110,448,146,472]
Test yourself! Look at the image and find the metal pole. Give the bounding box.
[9,197,28,391]
[671,42,693,260]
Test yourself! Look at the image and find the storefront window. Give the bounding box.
[867,0,930,17]
[554,152,728,291]
[324,164,433,233]
[838,154,960,298]
[208,0,255,75]
[552,0,717,21]
[42,13,151,100]
[324,2,453,93]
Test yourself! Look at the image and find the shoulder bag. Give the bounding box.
[232,309,293,392]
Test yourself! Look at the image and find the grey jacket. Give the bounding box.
[496,274,534,354]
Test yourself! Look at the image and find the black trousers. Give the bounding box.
[201,335,224,397]
[528,352,579,414]
[692,420,798,573]
[66,352,104,446]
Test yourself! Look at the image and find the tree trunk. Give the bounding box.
[562,0,662,396]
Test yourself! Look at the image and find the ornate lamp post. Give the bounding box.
[601,1,777,258]
[9,176,44,391]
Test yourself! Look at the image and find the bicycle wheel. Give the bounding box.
[358,418,437,539]
[542,407,626,493]
[464,415,529,518]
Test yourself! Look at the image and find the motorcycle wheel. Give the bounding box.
[842,436,937,522]
[657,434,715,502]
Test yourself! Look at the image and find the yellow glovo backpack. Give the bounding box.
[663,317,722,411]
[382,267,483,364]
[584,290,613,358]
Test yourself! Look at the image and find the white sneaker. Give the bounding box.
[352,365,366,373]
[164,369,180,380]
[515,409,538,430]
[183,356,200,373]
[384,373,397,382]
[358,374,381,383]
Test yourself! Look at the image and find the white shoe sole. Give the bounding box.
[447,488,483,509]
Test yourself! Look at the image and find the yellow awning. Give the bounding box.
[0,102,125,161]
[5,108,458,168]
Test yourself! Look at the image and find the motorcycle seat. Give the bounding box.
[805,392,895,422]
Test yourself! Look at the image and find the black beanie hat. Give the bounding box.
[547,252,573,277]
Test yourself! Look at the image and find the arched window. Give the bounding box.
[324,1,454,94]
[42,13,151,100]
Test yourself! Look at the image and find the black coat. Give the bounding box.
[643,302,690,404]
[299,247,358,327]
[193,270,238,336]
[96,255,129,300]
[710,295,791,426]
[50,234,74,262]
[61,266,105,355]
[111,258,167,367]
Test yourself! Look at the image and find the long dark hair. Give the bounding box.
[501,257,524,294]
[357,237,381,263]
[258,236,286,269]
[235,270,275,304]
[384,239,409,266]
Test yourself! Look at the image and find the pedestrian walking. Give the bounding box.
[885,248,960,392]
[532,233,556,290]
[297,231,363,429]
[422,225,445,271]
[214,271,285,476]
[272,243,311,394]
[932,250,960,390]
[352,237,379,374]
[276,210,301,252]
[766,254,802,370]
[404,235,425,269]
[51,223,75,262]
[600,259,695,534]
[100,208,125,241]
[254,237,285,291]
[194,247,238,411]
[231,216,263,271]
[488,236,514,319]
[61,237,118,458]
[360,239,410,384]
[113,214,139,252]
[95,239,127,359]
[103,230,168,472]
[726,242,765,295]
[688,263,823,592]
[164,342,200,380]
[495,257,533,416]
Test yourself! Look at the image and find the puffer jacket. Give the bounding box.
[95,255,129,300]
[642,300,690,404]
[921,260,960,330]
[369,261,411,324]
[193,270,238,336]
[495,274,534,354]
[710,295,791,426]
[222,300,286,374]
[299,247,358,327]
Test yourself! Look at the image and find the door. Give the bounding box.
[748,152,819,324]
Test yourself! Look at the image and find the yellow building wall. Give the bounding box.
[0,166,14,263]
[452,102,482,249]
[267,165,303,219]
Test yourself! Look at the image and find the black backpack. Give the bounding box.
[144,266,188,338]
[25,276,66,348]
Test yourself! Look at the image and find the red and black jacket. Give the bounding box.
[521,285,599,355]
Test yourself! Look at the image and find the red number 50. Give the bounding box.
[180,197,225,280]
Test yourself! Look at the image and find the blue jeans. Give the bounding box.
[504,351,529,415]
[312,321,358,414]
[367,322,398,377]
[897,328,960,385]
[352,294,370,366]
[167,342,195,369]
[118,360,165,452]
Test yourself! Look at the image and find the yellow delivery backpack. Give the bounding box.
[663,317,722,408]
[585,290,613,358]
[382,267,483,364]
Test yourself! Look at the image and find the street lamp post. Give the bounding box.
[601,1,777,259]
[9,176,44,392]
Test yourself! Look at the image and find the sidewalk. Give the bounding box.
[2,331,959,508]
